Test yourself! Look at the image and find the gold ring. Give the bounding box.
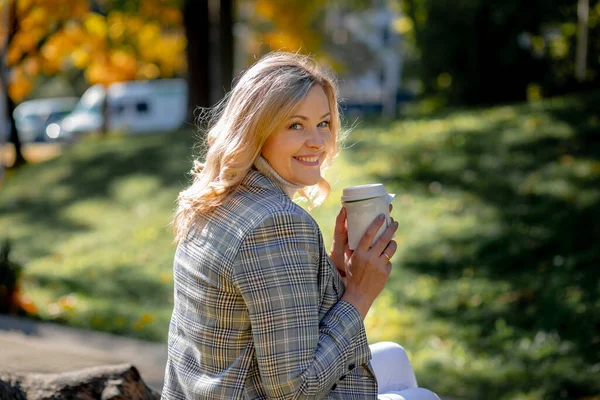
[383,252,391,262]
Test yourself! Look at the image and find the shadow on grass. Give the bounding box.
[29,264,172,306]
[0,130,196,258]
[348,92,600,399]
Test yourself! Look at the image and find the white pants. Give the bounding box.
[370,342,441,400]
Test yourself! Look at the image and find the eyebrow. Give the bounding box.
[289,112,331,121]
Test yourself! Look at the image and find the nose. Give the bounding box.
[306,126,325,150]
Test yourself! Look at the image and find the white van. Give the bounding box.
[13,97,79,143]
[51,79,188,140]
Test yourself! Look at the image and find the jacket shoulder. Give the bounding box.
[226,183,317,236]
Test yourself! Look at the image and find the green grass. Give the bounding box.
[1,92,600,399]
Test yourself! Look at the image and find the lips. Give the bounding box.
[293,154,321,166]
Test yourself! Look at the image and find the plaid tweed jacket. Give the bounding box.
[162,169,378,399]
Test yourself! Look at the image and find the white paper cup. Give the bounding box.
[342,184,395,250]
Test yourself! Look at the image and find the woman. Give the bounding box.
[163,52,439,400]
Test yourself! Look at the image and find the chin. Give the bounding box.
[292,166,324,186]
[296,175,321,187]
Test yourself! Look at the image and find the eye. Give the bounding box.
[318,120,330,128]
[289,122,303,130]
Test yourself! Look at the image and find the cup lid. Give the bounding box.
[341,184,388,202]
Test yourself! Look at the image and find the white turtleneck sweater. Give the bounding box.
[253,155,304,199]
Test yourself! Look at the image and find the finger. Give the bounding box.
[389,204,393,213]
[384,260,392,275]
[334,207,346,235]
[356,214,386,251]
[379,240,398,263]
[370,220,399,255]
[345,243,354,259]
[372,221,398,254]
[333,207,348,240]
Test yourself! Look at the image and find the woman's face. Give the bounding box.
[261,84,333,187]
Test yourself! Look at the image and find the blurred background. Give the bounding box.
[0,1,599,399]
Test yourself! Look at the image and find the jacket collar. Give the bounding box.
[242,168,291,198]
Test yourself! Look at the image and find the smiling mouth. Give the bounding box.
[293,155,321,166]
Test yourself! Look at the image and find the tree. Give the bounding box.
[218,0,234,96]
[180,0,236,123]
[0,0,187,157]
[241,0,373,80]
[80,3,186,85]
[1,0,93,167]
[400,0,547,104]
[1,0,32,168]
[1,0,234,150]
[398,0,600,105]
[248,0,326,56]
[183,0,210,119]
[576,0,589,82]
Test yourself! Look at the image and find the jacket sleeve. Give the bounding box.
[231,210,371,399]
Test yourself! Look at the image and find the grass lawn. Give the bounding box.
[1,91,599,399]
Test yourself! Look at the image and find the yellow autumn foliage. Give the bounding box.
[8,67,33,103]
[137,62,161,80]
[255,0,275,19]
[140,0,182,26]
[71,48,91,69]
[84,13,108,39]
[19,7,49,32]
[264,31,304,53]
[2,0,186,102]
[251,0,323,55]
[22,55,41,76]
[15,0,34,15]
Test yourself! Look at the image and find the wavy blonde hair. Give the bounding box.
[173,52,343,242]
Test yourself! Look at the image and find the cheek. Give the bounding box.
[261,141,275,161]
[262,133,285,158]
[262,135,296,167]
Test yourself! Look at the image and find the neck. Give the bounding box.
[253,155,304,199]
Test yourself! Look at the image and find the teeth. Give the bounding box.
[296,156,319,162]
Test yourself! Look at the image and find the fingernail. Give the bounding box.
[378,214,385,221]
[394,221,399,228]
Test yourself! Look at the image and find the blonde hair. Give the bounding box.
[173,52,343,242]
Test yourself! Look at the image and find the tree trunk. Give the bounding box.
[0,364,160,400]
[101,84,109,135]
[575,0,589,82]
[219,0,234,93]
[184,0,211,124]
[0,78,25,168]
[1,0,26,168]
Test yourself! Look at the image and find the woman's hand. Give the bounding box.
[341,214,398,319]
[330,205,394,282]
[329,207,349,280]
